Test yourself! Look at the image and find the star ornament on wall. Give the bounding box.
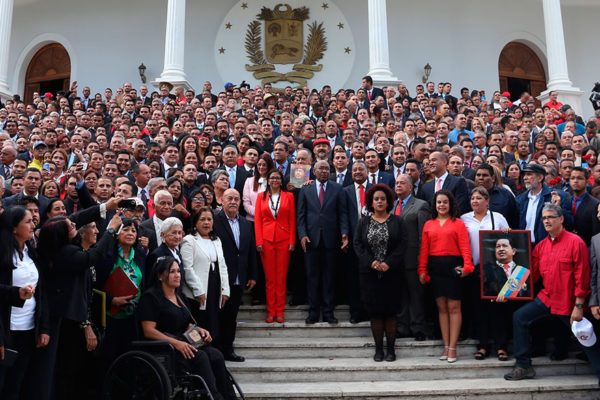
[241,2,248,9]
[322,3,329,10]
[337,23,344,29]
[225,22,232,29]
[344,47,351,54]
[218,47,226,54]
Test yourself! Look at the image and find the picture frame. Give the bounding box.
[479,230,533,301]
[290,163,310,188]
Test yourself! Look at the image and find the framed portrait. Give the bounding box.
[479,230,533,301]
[290,164,310,188]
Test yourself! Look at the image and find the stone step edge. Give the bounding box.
[234,337,479,347]
[238,375,599,397]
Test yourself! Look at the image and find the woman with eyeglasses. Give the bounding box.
[254,168,296,323]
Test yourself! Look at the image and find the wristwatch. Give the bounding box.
[575,303,584,309]
[107,227,116,236]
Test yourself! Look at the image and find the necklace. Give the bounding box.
[269,191,281,219]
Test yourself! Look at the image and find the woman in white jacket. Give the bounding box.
[181,206,230,342]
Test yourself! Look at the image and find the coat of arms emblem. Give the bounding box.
[245,3,327,87]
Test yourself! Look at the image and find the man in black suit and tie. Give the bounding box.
[0,145,17,179]
[340,161,371,322]
[404,158,424,198]
[418,151,470,214]
[298,160,349,324]
[222,145,252,197]
[330,147,353,187]
[569,167,600,246]
[393,174,430,340]
[138,85,152,106]
[362,75,385,105]
[139,190,173,254]
[3,168,50,215]
[213,189,257,362]
[365,149,395,188]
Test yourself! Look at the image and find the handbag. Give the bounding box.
[177,295,207,349]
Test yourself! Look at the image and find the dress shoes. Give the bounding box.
[224,352,245,362]
[414,332,426,342]
[349,318,359,324]
[324,316,338,324]
[305,316,318,324]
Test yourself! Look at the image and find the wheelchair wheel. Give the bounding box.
[103,350,173,400]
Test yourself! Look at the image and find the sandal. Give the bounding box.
[439,346,449,361]
[497,350,509,361]
[447,347,457,363]
[474,349,488,360]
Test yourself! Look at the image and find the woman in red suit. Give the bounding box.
[254,169,296,323]
[418,190,473,363]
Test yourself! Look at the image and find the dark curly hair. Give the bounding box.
[431,189,459,220]
[365,183,395,213]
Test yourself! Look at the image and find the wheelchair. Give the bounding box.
[102,340,245,400]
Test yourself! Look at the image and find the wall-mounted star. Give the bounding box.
[241,2,248,9]
[322,3,329,10]
[337,22,344,29]
[218,47,226,54]
[344,47,351,54]
[225,22,232,29]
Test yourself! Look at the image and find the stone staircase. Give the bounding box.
[228,305,600,399]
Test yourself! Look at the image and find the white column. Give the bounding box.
[538,0,583,113]
[153,0,190,89]
[0,0,14,100]
[366,0,399,87]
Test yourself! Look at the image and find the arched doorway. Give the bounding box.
[498,42,546,105]
[24,43,71,103]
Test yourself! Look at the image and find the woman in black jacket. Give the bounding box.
[353,184,405,362]
[0,206,50,400]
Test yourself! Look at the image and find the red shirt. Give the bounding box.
[532,229,591,315]
[543,100,563,110]
[418,218,474,278]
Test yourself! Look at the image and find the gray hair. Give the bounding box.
[148,177,166,193]
[398,173,413,186]
[210,168,229,184]
[161,216,183,234]
[542,202,563,218]
[153,189,173,204]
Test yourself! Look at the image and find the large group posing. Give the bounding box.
[1,75,600,399]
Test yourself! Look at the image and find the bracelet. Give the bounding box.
[80,320,92,328]
[575,303,584,309]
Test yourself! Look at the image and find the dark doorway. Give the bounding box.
[39,79,66,97]
[507,78,530,102]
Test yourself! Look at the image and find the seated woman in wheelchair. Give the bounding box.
[137,256,237,400]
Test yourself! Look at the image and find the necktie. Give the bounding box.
[337,173,344,185]
[396,168,401,178]
[278,164,284,174]
[395,200,402,215]
[359,184,365,210]
[371,173,377,184]
[73,202,78,213]
[479,149,483,155]
[435,178,442,192]
[368,91,372,101]
[140,189,148,204]
[319,183,325,206]
[229,167,236,187]
[503,263,511,278]
[249,168,254,176]
[572,197,578,216]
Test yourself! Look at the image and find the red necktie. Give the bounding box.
[359,184,365,209]
[368,91,372,101]
[319,184,325,206]
[503,263,511,278]
[395,200,402,215]
[396,168,401,177]
[371,173,377,184]
[572,197,578,216]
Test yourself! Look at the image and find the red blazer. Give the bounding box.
[255,191,296,246]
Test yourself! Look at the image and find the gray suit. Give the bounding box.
[589,233,600,307]
[394,195,430,335]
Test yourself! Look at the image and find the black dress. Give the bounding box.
[137,287,236,400]
[353,216,405,316]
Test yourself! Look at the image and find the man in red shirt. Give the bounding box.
[543,90,563,110]
[505,203,600,383]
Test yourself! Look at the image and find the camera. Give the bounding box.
[118,199,138,209]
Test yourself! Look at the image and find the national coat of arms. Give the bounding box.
[245,3,327,87]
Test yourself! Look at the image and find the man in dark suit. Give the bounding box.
[297,160,349,324]
[222,144,252,197]
[362,75,385,104]
[418,151,470,214]
[3,168,50,215]
[139,190,174,254]
[340,161,371,322]
[138,85,152,106]
[569,167,600,246]
[393,173,431,340]
[213,189,257,362]
[0,145,16,179]
[364,149,395,188]
[146,218,185,294]
[330,147,353,187]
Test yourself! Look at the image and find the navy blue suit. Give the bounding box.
[418,173,470,215]
[367,170,395,189]
[297,181,349,319]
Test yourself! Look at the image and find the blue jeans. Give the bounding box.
[513,297,600,380]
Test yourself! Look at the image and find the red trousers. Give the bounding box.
[261,240,290,317]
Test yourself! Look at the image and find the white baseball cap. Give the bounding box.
[571,318,597,347]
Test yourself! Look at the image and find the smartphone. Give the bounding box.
[117,199,137,209]
[82,162,88,171]
[42,163,51,171]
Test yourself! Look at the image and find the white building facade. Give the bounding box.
[0,0,598,116]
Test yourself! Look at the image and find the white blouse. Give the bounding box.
[11,247,38,331]
[460,211,509,266]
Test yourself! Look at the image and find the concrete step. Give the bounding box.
[236,320,371,338]
[238,375,600,399]
[228,356,593,384]
[233,337,478,359]
[237,304,350,321]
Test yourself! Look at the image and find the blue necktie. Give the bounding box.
[229,167,236,187]
[337,174,344,185]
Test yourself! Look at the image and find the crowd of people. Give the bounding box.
[1,75,600,398]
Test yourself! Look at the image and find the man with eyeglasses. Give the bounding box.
[505,202,600,384]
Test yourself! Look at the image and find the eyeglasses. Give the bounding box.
[268,176,282,181]
[541,215,559,221]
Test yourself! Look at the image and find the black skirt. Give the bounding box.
[428,255,464,300]
[359,269,402,316]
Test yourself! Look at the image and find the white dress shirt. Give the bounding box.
[11,247,38,331]
[461,211,509,266]
[152,215,164,246]
[525,190,542,242]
